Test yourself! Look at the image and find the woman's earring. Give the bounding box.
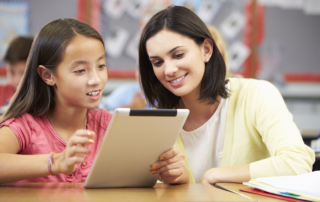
[206,59,209,62]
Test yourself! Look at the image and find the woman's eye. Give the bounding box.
[98,64,106,69]
[154,60,163,67]
[74,69,85,73]
[174,53,184,59]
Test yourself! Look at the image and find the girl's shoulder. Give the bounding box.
[0,113,44,130]
[0,113,48,153]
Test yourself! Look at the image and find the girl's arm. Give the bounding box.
[201,164,250,185]
[0,126,94,184]
[151,147,189,184]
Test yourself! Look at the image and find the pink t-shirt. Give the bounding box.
[0,109,112,183]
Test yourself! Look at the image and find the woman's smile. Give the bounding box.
[168,73,188,87]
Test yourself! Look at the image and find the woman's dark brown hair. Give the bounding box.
[1,18,104,123]
[139,5,228,109]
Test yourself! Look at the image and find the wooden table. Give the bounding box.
[0,182,255,202]
[216,183,291,202]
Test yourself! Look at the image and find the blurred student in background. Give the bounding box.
[0,37,33,108]
[98,82,147,112]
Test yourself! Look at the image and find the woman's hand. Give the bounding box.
[151,147,189,184]
[51,130,95,175]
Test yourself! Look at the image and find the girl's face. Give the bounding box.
[52,35,108,109]
[146,29,212,98]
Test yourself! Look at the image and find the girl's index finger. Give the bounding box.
[159,147,180,161]
[67,135,94,147]
[74,130,96,138]
[67,130,95,147]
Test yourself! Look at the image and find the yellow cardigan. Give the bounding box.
[175,78,315,184]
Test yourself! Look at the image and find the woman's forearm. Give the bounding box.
[201,164,251,185]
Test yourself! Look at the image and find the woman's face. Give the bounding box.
[146,29,212,98]
[52,35,108,109]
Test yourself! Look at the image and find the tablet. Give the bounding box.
[84,108,189,188]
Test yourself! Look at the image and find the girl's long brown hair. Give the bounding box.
[1,19,104,124]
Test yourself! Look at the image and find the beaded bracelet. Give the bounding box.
[47,151,56,176]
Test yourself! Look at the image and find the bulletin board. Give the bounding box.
[77,0,251,79]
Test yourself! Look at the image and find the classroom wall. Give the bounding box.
[29,0,77,36]
[264,6,320,74]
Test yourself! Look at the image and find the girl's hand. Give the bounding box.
[151,147,188,184]
[51,130,95,175]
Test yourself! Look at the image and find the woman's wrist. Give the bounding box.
[167,166,189,184]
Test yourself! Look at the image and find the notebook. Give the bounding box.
[244,171,320,201]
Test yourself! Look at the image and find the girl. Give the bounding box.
[0,18,188,184]
[140,6,315,185]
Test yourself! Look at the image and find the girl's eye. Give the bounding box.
[98,64,106,69]
[74,69,85,74]
[153,60,163,67]
[174,53,184,59]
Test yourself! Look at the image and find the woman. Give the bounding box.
[139,6,315,185]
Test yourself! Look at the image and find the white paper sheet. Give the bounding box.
[126,0,150,19]
[103,0,129,20]
[126,32,140,60]
[228,41,250,71]
[196,0,221,24]
[257,171,320,197]
[220,11,246,40]
[105,27,129,58]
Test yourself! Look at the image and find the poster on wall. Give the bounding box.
[103,0,129,20]
[0,1,29,67]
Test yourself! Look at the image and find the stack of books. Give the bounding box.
[243,171,320,202]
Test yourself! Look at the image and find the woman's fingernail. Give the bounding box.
[88,131,93,136]
[152,165,157,170]
[88,139,94,143]
[160,157,164,161]
[151,171,157,174]
[88,150,91,154]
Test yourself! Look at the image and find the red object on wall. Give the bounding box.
[284,74,320,82]
[241,0,265,78]
[77,0,86,23]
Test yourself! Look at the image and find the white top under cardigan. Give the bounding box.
[180,83,229,183]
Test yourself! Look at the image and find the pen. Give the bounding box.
[215,184,251,199]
